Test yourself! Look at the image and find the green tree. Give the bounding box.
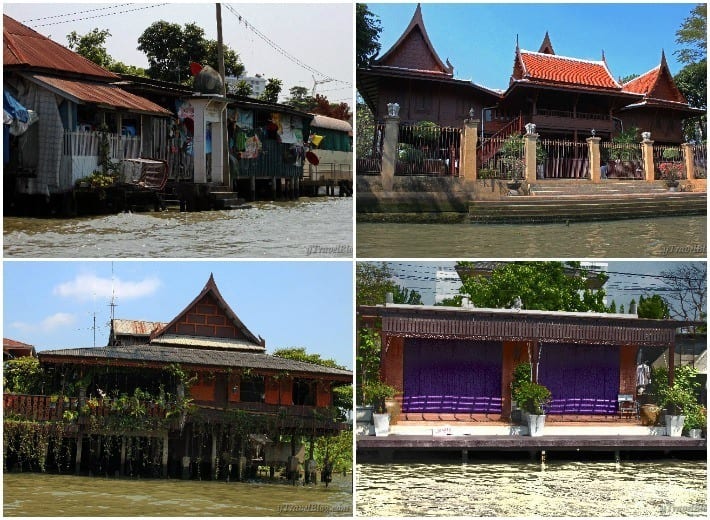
[637,294,671,319]
[356,102,377,157]
[608,300,617,313]
[66,28,113,68]
[457,261,609,312]
[392,285,423,305]
[356,4,382,68]
[4,357,45,394]
[137,21,243,83]
[260,78,283,103]
[618,73,640,84]
[675,4,707,65]
[230,80,253,97]
[285,86,316,112]
[357,262,394,306]
[313,429,352,473]
[108,61,147,76]
[674,5,707,140]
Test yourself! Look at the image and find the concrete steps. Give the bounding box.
[469,192,706,223]
[387,424,668,437]
[210,189,249,210]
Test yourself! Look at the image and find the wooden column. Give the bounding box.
[74,431,83,475]
[161,432,169,478]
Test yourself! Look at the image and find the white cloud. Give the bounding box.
[12,312,76,332]
[53,274,161,302]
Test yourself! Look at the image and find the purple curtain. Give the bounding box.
[538,343,620,415]
[402,338,502,413]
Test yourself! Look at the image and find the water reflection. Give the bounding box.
[4,198,353,258]
[3,472,352,516]
[357,216,706,258]
[356,461,707,517]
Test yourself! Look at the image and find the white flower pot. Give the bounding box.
[356,405,374,423]
[665,415,685,437]
[527,414,546,437]
[688,428,702,439]
[373,413,390,436]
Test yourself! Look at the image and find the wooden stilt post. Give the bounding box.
[250,177,256,202]
[120,436,127,476]
[211,430,218,481]
[162,432,169,478]
[271,177,276,200]
[75,432,83,475]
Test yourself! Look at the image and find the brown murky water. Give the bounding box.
[357,216,706,258]
[3,472,352,516]
[356,460,707,516]
[4,198,353,258]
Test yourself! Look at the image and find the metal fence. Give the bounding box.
[395,124,461,176]
[539,139,589,179]
[478,136,524,179]
[356,123,384,175]
[693,143,707,179]
[652,144,685,180]
[600,142,644,179]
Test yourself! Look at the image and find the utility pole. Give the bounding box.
[216,3,231,190]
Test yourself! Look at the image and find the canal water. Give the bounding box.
[3,472,352,516]
[356,460,707,517]
[3,197,352,258]
[357,216,706,258]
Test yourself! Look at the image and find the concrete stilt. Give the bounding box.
[161,432,169,478]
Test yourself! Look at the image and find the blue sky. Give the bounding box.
[3,2,353,103]
[367,2,697,91]
[3,261,354,369]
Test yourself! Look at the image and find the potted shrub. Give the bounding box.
[660,385,694,437]
[684,405,706,439]
[608,127,642,177]
[515,380,551,437]
[364,380,397,436]
[510,362,532,424]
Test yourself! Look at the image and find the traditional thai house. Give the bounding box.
[357,4,702,144]
[359,302,685,422]
[3,15,172,213]
[4,275,352,480]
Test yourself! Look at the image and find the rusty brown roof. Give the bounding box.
[25,74,172,116]
[3,15,118,80]
[112,319,167,337]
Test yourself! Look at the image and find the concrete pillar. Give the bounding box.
[524,133,539,181]
[681,143,695,179]
[74,431,83,475]
[181,456,191,480]
[587,137,602,183]
[460,119,480,180]
[381,114,401,191]
[120,436,127,476]
[211,431,218,480]
[641,137,655,183]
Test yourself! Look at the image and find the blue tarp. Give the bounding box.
[4,90,29,164]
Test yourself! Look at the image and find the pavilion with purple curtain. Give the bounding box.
[359,303,684,421]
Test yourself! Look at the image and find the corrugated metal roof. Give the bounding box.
[38,344,352,379]
[25,74,171,116]
[3,15,118,80]
[4,337,35,349]
[151,335,265,351]
[309,114,352,133]
[113,319,166,336]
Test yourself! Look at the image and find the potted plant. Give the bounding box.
[684,405,706,439]
[510,362,532,424]
[660,385,694,437]
[608,127,642,177]
[515,380,551,437]
[363,380,397,436]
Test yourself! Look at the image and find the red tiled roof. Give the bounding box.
[518,50,620,90]
[623,67,659,95]
[622,60,687,105]
[3,338,34,349]
[27,74,172,116]
[3,14,118,80]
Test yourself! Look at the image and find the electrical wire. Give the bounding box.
[28,4,169,28]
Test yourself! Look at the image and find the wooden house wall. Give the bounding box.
[190,373,216,402]
[316,383,332,408]
[375,78,492,128]
[165,294,246,340]
[617,108,684,144]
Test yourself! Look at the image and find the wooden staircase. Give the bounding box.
[477,114,524,165]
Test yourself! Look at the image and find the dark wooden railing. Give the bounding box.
[478,114,523,165]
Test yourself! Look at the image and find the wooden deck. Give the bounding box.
[357,434,706,462]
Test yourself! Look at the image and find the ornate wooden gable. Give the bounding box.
[375,3,454,76]
[623,51,688,105]
[151,274,266,351]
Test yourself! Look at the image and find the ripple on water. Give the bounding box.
[356,460,707,517]
[3,198,353,258]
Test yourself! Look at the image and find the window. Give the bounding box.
[240,375,265,403]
